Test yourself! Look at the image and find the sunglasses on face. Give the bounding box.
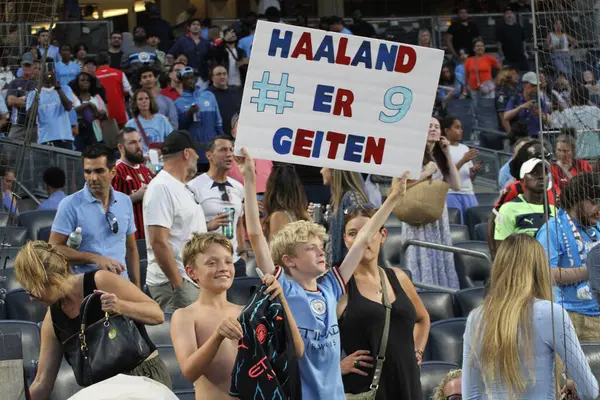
[106,211,118,234]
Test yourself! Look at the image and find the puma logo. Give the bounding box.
[524,218,534,225]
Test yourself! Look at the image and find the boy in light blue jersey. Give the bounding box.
[238,148,409,399]
[54,44,80,87]
[26,71,75,148]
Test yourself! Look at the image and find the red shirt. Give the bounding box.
[464,55,501,90]
[551,160,593,191]
[112,160,155,239]
[159,85,181,102]
[96,65,128,125]
[494,181,560,211]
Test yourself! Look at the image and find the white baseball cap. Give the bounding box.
[520,158,550,179]
[522,71,538,85]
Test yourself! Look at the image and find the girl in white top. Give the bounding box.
[440,116,481,224]
[545,19,578,79]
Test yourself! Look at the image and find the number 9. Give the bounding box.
[379,86,413,124]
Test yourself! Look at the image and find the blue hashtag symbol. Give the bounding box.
[250,71,295,114]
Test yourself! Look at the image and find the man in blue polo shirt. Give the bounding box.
[537,172,600,342]
[49,144,141,287]
[503,72,551,137]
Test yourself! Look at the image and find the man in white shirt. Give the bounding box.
[189,136,247,277]
[143,130,208,311]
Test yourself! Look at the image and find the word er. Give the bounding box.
[273,127,385,164]
[313,85,354,117]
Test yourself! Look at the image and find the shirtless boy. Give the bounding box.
[170,231,303,399]
[238,148,409,398]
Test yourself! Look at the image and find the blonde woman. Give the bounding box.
[433,369,462,400]
[318,168,369,266]
[418,29,432,47]
[462,234,598,399]
[15,241,171,397]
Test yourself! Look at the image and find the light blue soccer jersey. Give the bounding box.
[275,266,346,399]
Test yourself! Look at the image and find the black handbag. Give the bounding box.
[61,291,151,386]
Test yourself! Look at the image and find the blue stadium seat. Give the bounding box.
[5,289,47,323]
[474,98,500,132]
[0,320,41,379]
[455,287,485,317]
[450,224,470,244]
[156,345,193,392]
[418,290,455,323]
[581,343,600,382]
[227,277,261,306]
[424,318,467,365]
[465,206,492,239]
[0,267,23,291]
[380,226,403,268]
[48,360,83,400]
[474,222,488,242]
[0,226,28,247]
[137,239,147,260]
[0,211,9,227]
[145,313,173,346]
[18,210,56,241]
[419,361,460,400]
[0,246,22,269]
[453,241,492,289]
[38,226,51,242]
[475,192,499,207]
[447,208,461,225]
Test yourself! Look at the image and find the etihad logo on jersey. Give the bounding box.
[298,324,339,342]
[248,356,275,380]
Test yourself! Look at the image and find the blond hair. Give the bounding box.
[496,67,517,87]
[432,369,462,400]
[270,220,327,271]
[14,241,72,298]
[182,232,233,267]
[418,29,432,47]
[472,234,553,397]
[330,169,368,213]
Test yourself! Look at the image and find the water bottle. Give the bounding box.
[67,227,82,250]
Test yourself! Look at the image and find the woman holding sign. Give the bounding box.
[402,117,462,288]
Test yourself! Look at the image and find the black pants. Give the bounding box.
[45,140,73,150]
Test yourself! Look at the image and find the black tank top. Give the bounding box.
[339,268,422,400]
[50,270,156,354]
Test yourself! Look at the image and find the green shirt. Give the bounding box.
[494,194,557,240]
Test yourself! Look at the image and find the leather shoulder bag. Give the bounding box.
[60,291,151,387]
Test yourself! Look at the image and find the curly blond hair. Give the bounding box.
[432,369,462,400]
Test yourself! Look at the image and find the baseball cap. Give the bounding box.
[178,66,195,78]
[519,158,550,179]
[161,130,199,155]
[522,71,538,85]
[21,53,34,66]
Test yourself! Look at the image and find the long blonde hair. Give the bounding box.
[330,169,368,213]
[472,234,553,397]
[14,241,72,299]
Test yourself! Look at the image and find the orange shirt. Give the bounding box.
[465,55,500,90]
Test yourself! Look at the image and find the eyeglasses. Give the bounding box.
[185,185,200,204]
[106,211,119,235]
[217,183,230,202]
[445,395,462,400]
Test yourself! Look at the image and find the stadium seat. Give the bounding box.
[145,313,173,346]
[137,239,147,260]
[417,290,455,322]
[0,267,23,291]
[479,130,504,150]
[400,267,412,281]
[380,226,403,268]
[18,210,57,241]
[447,207,461,225]
[453,241,492,289]
[175,391,195,400]
[38,226,51,242]
[5,289,47,323]
[449,224,470,244]
[0,246,22,269]
[0,211,9,227]
[384,214,402,228]
[0,320,41,379]
[419,361,460,400]
[227,277,262,306]
[455,287,485,317]
[474,222,488,242]
[424,318,467,365]
[48,360,83,400]
[0,226,28,247]
[581,343,600,381]
[474,99,500,132]
[465,206,492,239]
[475,193,499,207]
[17,197,40,213]
[156,345,193,392]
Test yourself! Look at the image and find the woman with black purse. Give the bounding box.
[14,241,172,398]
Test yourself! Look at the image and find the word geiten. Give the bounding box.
[268,29,417,73]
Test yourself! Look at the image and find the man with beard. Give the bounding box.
[49,144,140,286]
[113,128,155,240]
[121,26,161,77]
[537,172,600,342]
[143,130,210,311]
[494,158,556,245]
